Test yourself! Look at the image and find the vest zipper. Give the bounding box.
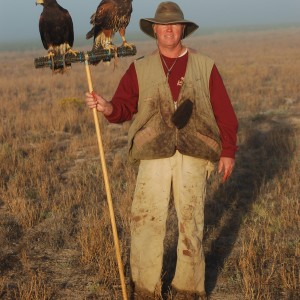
[174,101,178,148]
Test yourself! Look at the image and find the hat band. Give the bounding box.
[153,11,185,24]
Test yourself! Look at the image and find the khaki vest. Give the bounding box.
[128,49,221,163]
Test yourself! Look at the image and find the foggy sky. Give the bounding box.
[0,0,299,44]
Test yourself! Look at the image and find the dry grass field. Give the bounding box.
[0,27,299,299]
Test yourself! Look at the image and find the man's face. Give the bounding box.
[153,23,185,48]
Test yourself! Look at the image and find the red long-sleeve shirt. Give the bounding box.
[106,51,238,158]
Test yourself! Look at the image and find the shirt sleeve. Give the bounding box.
[209,64,238,158]
[105,62,139,123]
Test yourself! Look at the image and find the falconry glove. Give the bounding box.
[171,99,194,129]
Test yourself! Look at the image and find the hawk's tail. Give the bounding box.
[86,28,94,40]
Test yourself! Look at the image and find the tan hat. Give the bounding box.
[140,1,199,39]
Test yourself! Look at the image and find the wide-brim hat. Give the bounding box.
[140,1,199,39]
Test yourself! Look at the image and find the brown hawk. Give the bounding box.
[86,0,133,53]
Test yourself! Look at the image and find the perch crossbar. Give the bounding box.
[34,45,137,69]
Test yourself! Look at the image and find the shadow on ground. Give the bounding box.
[160,115,296,298]
[204,115,295,295]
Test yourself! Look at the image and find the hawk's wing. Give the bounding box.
[39,14,48,50]
[86,0,117,40]
[63,9,74,47]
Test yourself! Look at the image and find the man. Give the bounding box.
[85,2,238,299]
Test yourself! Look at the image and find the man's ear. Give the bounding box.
[153,24,157,39]
[182,25,186,39]
[153,24,156,34]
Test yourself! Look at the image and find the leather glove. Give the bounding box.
[171,99,193,129]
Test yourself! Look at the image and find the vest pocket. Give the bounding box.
[134,127,158,151]
[195,131,220,153]
[130,124,176,161]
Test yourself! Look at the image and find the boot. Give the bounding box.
[170,287,207,300]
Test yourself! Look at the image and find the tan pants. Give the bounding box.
[130,151,214,294]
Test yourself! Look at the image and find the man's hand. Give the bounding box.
[85,92,113,116]
[218,157,235,183]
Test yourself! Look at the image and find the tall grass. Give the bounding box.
[0,28,299,299]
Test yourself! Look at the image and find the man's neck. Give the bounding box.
[158,43,184,58]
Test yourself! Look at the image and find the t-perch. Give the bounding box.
[34,45,137,69]
[34,45,137,300]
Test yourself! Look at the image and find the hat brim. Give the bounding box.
[140,18,199,39]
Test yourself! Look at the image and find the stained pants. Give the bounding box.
[130,151,213,294]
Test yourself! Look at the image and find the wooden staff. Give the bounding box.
[84,54,128,300]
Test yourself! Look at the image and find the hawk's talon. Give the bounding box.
[122,41,134,49]
[66,48,78,56]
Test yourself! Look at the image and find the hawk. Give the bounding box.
[36,0,76,72]
[86,0,133,53]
